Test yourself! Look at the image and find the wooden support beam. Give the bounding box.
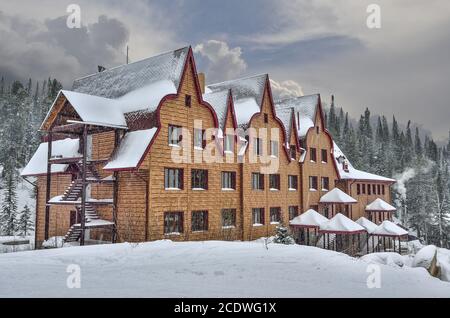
[44,131,53,241]
[112,129,120,243]
[80,125,87,246]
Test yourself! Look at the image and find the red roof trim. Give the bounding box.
[104,46,220,172]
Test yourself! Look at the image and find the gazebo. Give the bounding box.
[319,188,357,219]
[319,213,366,255]
[365,198,396,224]
[289,209,329,246]
[371,220,408,254]
[356,217,378,254]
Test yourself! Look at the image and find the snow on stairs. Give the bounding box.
[62,179,83,201]
[64,225,82,243]
[63,204,101,243]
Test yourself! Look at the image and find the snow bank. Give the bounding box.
[360,252,407,267]
[412,245,437,269]
[1,240,450,297]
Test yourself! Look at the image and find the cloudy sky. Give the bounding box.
[1,0,449,140]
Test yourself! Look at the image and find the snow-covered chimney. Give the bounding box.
[343,160,349,172]
[198,73,206,94]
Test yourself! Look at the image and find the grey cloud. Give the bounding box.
[0,12,129,87]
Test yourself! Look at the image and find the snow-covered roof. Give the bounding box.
[366,198,396,212]
[21,138,80,177]
[72,47,188,102]
[104,128,157,171]
[275,94,319,138]
[275,107,294,145]
[372,220,408,237]
[319,188,357,204]
[333,142,396,182]
[356,217,378,234]
[320,213,366,234]
[290,209,329,228]
[207,74,267,128]
[202,90,230,129]
[62,90,127,128]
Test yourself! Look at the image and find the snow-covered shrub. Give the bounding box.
[273,226,295,245]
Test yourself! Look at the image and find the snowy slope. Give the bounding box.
[0,240,449,298]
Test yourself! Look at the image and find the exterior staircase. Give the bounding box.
[62,179,83,201]
[63,203,101,243]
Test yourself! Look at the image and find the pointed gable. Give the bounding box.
[206,74,267,128]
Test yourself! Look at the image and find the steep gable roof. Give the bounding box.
[275,94,320,138]
[206,74,267,128]
[333,142,396,182]
[72,47,189,113]
[202,90,231,130]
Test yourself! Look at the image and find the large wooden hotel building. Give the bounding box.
[22,47,397,249]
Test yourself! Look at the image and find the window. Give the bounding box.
[222,209,236,227]
[185,94,191,107]
[221,171,236,190]
[252,173,264,190]
[264,113,268,123]
[316,126,320,134]
[270,207,281,224]
[224,134,234,153]
[309,176,318,190]
[192,211,208,232]
[254,137,263,156]
[377,184,381,195]
[382,185,385,195]
[321,177,329,191]
[310,147,317,162]
[290,145,296,160]
[191,169,208,190]
[288,175,298,190]
[168,125,182,146]
[164,212,183,234]
[164,168,183,189]
[252,208,265,225]
[270,140,279,157]
[373,184,377,195]
[269,174,280,190]
[289,206,298,220]
[357,184,361,195]
[362,184,366,194]
[321,149,328,163]
[193,128,205,149]
[368,184,371,195]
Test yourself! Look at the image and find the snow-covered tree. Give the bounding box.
[273,226,295,245]
[18,205,34,236]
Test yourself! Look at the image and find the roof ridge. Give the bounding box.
[207,73,268,87]
[73,46,189,83]
[275,93,319,105]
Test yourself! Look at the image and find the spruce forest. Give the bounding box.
[0,76,449,247]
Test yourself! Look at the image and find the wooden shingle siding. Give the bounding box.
[301,109,339,213]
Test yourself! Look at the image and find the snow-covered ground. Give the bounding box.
[0,240,449,298]
[0,236,34,253]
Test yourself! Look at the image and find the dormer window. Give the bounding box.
[290,145,296,160]
[316,126,320,134]
[264,113,268,123]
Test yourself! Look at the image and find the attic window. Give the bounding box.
[264,113,268,123]
[185,95,192,107]
[316,126,320,134]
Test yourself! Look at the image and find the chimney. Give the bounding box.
[98,65,106,72]
[198,72,206,94]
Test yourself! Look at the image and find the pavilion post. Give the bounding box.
[306,228,310,246]
[366,235,369,254]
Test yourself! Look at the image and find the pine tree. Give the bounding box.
[0,168,19,236]
[0,76,4,96]
[18,205,34,236]
[414,127,423,159]
[273,225,295,245]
